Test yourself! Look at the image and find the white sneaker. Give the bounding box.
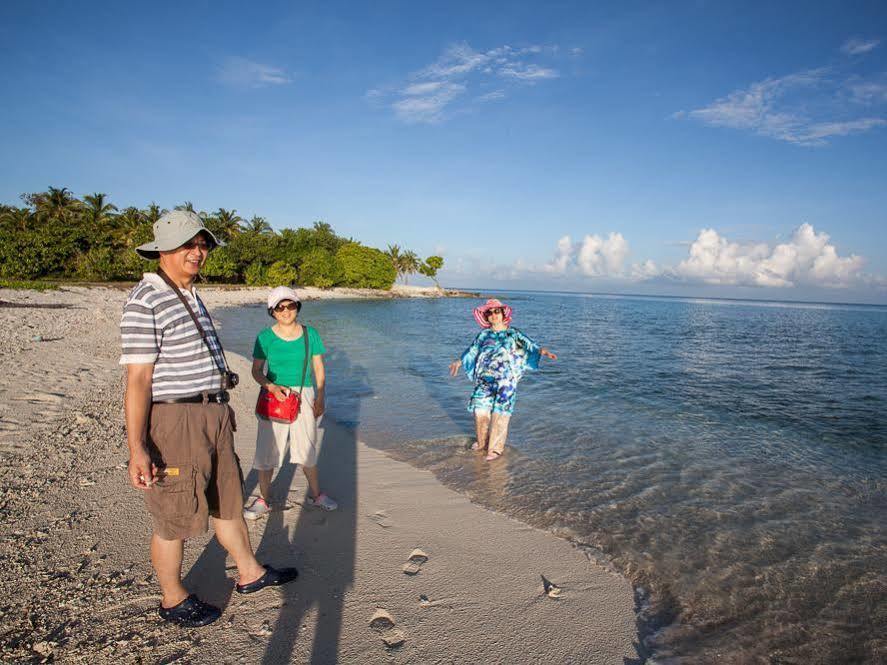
[306,493,338,511]
[243,497,270,520]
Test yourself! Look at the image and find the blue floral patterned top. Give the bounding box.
[460,328,542,382]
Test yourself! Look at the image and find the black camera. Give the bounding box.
[224,371,240,389]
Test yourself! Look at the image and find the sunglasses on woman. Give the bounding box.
[485,307,505,317]
[274,302,301,312]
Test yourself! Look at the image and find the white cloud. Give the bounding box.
[679,65,887,146]
[546,235,574,274]
[370,41,563,123]
[848,76,887,104]
[402,81,448,96]
[667,224,866,287]
[545,233,629,276]
[477,90,506,102]
[392,83,466,123]
[499,63,559,81]
[631,259,659,280]
[217,57,291,88]
[419,43,490,79]
[841,38,880,55]
[535,224,872,289]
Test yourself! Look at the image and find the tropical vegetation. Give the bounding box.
[0,187,444,290]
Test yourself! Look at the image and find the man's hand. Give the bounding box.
[449,360,462,376]
[266,383,289,401]
[129,446,158,490]
[541,348,558,361]
[313,393,325,418]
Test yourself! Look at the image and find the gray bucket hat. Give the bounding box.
[135,210,224,259]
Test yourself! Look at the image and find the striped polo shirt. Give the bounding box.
[119,272,226,401]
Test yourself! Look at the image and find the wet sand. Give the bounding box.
[0,285,640,663]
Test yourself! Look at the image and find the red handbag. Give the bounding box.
[255,388,301,423]
[255,326,311,424]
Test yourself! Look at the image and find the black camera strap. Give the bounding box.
[157,269,234,386]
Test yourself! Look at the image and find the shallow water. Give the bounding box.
[218,293,887,663]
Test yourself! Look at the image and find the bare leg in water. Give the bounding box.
[472,410,491,451]
[485,412,511,460]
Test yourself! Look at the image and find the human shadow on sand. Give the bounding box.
[253,348,366,664]
[184,347,366,663]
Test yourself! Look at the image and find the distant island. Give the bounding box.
[0,187,443,291]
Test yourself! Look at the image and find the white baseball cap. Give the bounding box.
[267,286,301,314]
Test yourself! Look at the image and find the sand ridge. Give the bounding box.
[0,285,641,664]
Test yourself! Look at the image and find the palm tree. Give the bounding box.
[0,206,31,232]
[175,201,196,213]
[211,208,243,242]
[34,186,81,221]
[83,192,117,237]
[241,215,274,235]
[401,250,420,285]
[114,207,147,248]
[143,203,164,225]
[385,244,403,280]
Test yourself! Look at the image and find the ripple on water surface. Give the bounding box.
[218,293,887,663]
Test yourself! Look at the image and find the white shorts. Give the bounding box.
[253,386,323,469]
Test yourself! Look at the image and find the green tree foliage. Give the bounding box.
[419,255,445,288]
[400,250,419,284]
[204,208,243,244]
[265,260,299,287]
[299,248,341,288]
[336,243,396,290]
[0,188,419,289]
[75,247,118,281]
[241,215,274,235]
[244,261,268,286]
[202,246,239,282]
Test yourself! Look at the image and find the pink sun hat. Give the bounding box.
[473,298,513,328]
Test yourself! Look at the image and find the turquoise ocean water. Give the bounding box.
[218,292,886,663]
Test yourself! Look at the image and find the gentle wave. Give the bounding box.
[218,293,887,663]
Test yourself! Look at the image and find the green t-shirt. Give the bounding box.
[253,325,326,388]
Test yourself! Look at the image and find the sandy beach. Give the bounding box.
[0,285,641,664]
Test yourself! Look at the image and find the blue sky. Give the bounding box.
[2,1,886,303]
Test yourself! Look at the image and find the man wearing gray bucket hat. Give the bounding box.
[134,209,225,259]
[120,210,298,627]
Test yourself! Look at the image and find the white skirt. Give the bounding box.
[253,386,323,469]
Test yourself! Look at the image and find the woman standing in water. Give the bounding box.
[449,298,557,461]
[244,286,338,519]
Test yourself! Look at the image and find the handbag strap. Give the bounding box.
[296,325,310,396]
[157,269,231,381]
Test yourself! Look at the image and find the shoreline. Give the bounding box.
[0,282,479,303]
[0,286,640,663]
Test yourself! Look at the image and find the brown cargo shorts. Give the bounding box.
[144,402,244,541]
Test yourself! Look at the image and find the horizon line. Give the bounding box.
[450,285,887,309]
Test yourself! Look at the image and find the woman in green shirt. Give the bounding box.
[244,286,338,519]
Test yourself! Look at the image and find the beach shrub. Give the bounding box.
[336,243,396,290]
[202,246,239,282]
[265,260,299,287]
[0,225,82,279]
[226,232,280,279]
[244,261,267,286]
[116,251,151,280]
[299,248,341,288]
[74,247,118,281]
[276,222,348,268]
